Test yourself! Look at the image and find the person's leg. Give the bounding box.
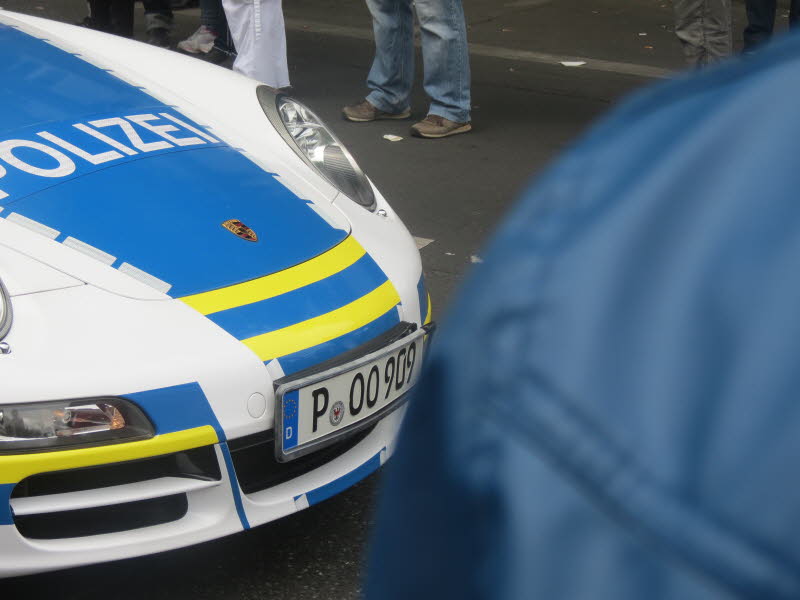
[701,0,732,64]
[224,0,285,81]
[208,0,235,54]
[88,0,112,32]
[202,0,229,38]
[364,0,415,115]
[142,0,173,46]
[414,0,471,123]
[222,0,253,71]
[790,0,800,28]
[743,0,777,50]
[109,0,134,37]
[179,0,233,55]
[241,0,289,88]
[143,0,173,32]
[673,0,705,66]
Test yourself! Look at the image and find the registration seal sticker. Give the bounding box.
[329,400,345,426]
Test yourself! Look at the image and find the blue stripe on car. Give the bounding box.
[219,442,251,529]
[0,484,14,525]
[0,23,165,134]
[207,253,388,339]
[124,382,250,529]
[300,451,383,506]
[124,382,226,441]
[275,308,401,375]
[0,114,226,205]
[416,274,427,323]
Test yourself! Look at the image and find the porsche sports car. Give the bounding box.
[0,10,432,577]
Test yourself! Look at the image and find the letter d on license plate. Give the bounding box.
[275,329,426,461]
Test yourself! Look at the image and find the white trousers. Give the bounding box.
[222,0,290,88]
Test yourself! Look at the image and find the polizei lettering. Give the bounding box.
[0,112,222,201]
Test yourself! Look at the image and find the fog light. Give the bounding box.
[0,398,154,453]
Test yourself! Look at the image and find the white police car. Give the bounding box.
[0,10,431,576]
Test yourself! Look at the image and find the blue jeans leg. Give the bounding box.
[415,0,471,123]
[365,0,415,114]
[200,0,233,52]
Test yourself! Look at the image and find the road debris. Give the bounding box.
[383,134,403,142]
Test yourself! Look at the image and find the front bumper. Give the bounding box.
[0,405,404,578]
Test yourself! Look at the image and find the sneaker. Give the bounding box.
[146,27,171,48]
[342,100,411,122]
[177,25,217,54]
[410,114,472,138]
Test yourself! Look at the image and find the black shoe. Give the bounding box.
[146,27,171,48]
[198,46,235,65]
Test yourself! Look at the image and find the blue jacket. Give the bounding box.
[366,34,800,600]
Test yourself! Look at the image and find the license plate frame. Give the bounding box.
[274,328,428,462]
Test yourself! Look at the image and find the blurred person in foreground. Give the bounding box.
[366,30,800,600]
[673,0,732,67]
[342,0,471,139]
[744,0,800,50]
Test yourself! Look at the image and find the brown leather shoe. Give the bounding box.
[410,114,472,138]
[342,100,411,122]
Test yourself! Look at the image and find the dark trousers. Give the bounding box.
[88,0,172,37]
[143,0,173,16]
[744,0,800,49]
[88,0,134,37]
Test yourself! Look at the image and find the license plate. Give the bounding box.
[274,329,426,461]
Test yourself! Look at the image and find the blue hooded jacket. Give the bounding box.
[366,33,800,600]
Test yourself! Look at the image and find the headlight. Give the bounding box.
[0,398,154,453]
[0,277,11,341]
[258,86,377,211]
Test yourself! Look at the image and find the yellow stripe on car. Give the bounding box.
[243,280,401,361]
[179,236,366,315]
[424,293,432,325]
[0,426,218,484]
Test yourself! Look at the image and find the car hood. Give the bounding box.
[0,14,349,298]
[6,147,349,297]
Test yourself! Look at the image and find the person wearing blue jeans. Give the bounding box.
[177,0,235,63]
[342,0,472,139]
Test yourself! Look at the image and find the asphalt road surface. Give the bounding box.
[0,1,689,597]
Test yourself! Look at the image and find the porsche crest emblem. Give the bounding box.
[222,219,258,242]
